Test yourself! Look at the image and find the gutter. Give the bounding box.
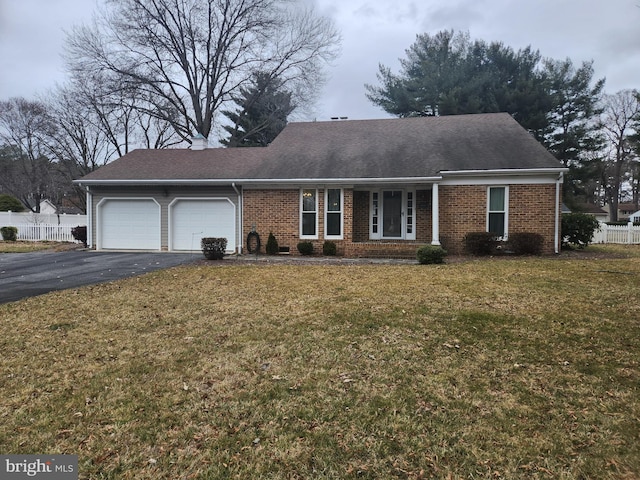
[74,176,445,186]
[441,168,569,177]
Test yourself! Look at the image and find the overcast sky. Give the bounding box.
[1,0,639,124]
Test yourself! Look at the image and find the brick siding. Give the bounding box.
[439,184,560,255]
[243,184,560,258]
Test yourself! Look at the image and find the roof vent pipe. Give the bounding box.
[191,134,208,150]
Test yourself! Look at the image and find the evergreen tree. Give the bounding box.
[365,30,551,136]
[221,73,295,147]
[543,59,605,206]
[365,30,607,207]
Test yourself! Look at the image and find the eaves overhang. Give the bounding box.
[74,176,445,186]
[440,167,569,177]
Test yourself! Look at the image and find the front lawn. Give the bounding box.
[1,246,639,479]
[0,241,77,253]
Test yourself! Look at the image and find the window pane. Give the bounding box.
[302,213,316,236]
[406,191,413,235]
[327,189,341,212]
[302,190,316,212]
[489,187,505,211]
[372,192,379,234]
[327,212,340,236]
[488,212,505,237]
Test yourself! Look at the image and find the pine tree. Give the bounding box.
[221,73,295,147]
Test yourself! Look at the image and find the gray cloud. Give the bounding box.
[1,0,638,121]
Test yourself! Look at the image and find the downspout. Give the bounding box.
[554,173,563,254]
[232,182,242,254]
[86,186,93,249]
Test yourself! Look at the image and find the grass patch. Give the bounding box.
[0,246,639,478]
[0,241,76,253]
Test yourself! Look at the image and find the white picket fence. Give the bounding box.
[1,211,86,243]
[10,224,81,243]
[592,222,640,244]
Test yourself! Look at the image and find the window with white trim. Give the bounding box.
[487,186,508,239]
[300,189,318,238]
[325,188,343,239]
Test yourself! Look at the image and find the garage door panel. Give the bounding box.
[170,199,236,251]
[99,199,161,250]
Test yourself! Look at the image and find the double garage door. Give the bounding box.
[97,198,236,251]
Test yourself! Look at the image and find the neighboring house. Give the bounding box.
[39,199,57,214]
[570,203,609,222]
[75,113,567,257]
[616,203,640,221]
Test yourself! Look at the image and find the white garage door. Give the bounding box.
[98,199,161,250]
[170,199,236,251]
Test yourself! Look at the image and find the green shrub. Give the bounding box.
[463,232,498,255]
[201,237,227,260]
[0,226,18,242]
[562,213,600,249]
[507,232,544,255]
[297,241,314,255]
[71,225,87,247]
[0,194,24,212]
[265,232,279,255]
[322,241,337,256]
[416,245,447,264]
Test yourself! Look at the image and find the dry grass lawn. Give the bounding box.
[0,241,79,253]
[0,245,639,479]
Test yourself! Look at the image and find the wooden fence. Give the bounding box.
[592,222,640,244]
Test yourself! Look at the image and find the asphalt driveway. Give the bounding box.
[0,251,199,304]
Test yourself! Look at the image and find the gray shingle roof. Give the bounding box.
[78,113,564,184]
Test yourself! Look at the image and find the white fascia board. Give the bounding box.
[441,168,568,175]
[74,179,243,186]
[75,176,444,187]
[440,168,568,186]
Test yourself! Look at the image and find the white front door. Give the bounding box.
[370,189,416,240]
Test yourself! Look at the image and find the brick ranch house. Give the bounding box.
[75,113,568,257]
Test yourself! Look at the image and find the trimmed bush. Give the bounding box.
[265,232,279,255]
[562,213,600,249]
[201,237,227,260]
[71,225,87,247]
[323,241,337,256]
[507,232,544,255]
[463,232,498,255]
[416,245,447,264]
[0,226,18,242]
[297,241,314,255]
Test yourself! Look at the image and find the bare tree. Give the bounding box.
[45,85,119,211]
[64,0,340,143]
[0,98,59,212]
[599,90,640,221]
